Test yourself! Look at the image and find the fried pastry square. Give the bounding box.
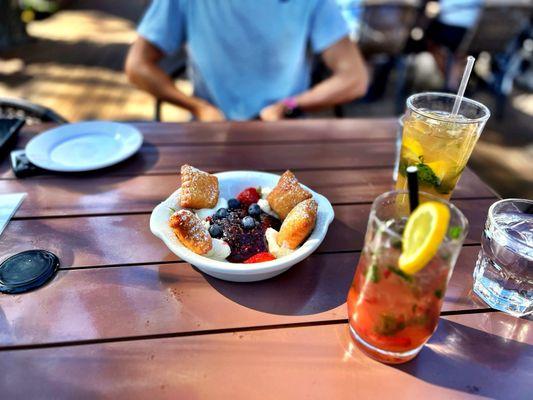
[277,198,318,249]
[180,164,219,209]
[169,209,212,255]
[267,170,312,220]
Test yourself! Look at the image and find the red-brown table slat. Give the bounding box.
[0,247,488,347]
[0,199,493,268]
[0,141,397,178]
[1,168,496,218]
[14,119,397,147]
[0,312,529,399]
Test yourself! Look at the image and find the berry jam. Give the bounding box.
[210,207,281,263]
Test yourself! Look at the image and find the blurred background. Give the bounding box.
[0,0,532,198]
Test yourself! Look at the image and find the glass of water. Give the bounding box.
[473,199,533,317]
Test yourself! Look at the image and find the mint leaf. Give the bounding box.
[375,314,406,336]
[366,263,380,283]
[416,163,441,187]
[388,266,413,282]
[410,314,429,325]
[449,226,462,239]
[434,289,444,299]
[391,238,402,249]
[400,161,443,189]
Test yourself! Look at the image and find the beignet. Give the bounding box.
[277,199,318,249]
[267,170,312,220]
[180,164,219,209]
[169,209,212,254]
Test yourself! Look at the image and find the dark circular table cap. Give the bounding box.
[0,250,59,294]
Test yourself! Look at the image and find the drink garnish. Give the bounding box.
[366,263,380,283]
[402,137,423,161]
[448,226,463,240]
[387,266,413,283]
[375,314,406,336]
[413,163,440,187]
[398,201,450,274]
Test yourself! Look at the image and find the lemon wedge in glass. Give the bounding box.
[402,137,424,162]
[398,201,450,275]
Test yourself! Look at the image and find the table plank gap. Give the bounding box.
[0,308,502,352]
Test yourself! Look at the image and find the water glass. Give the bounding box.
[473,199,533,317]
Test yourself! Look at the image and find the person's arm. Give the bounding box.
[260,37,369,121]
[125,37,225,121]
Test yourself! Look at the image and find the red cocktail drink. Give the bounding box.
[347,191,468,363]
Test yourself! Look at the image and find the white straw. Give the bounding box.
[451,55,475,117]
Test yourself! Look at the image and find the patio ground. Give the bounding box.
[0,0,531,198]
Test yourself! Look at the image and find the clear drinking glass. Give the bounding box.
[473,199,533,317]
[393,114,405,182]
[347,191,469,364]
[396,92,490,199]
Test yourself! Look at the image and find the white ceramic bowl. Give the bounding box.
[150,171,335,282]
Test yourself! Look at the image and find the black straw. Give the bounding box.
[406,166,419,212]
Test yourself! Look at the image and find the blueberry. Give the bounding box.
[228,198,241,209]
[209,224,223,238]
[216,208,228,218]
[248,203,261,217]
[242,216,255,229]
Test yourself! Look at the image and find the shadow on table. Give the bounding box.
[203,219,360,316]
[392,316,533,397]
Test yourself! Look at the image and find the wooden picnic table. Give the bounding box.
[0,119,530,399]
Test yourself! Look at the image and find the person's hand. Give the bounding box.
[193,102,226,122]
[259,102,285,121]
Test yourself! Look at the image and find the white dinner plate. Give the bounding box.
[25,121,143,172]
[150,171,335,282]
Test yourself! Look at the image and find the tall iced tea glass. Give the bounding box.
[396,92,490,199]
[347,191,468,364]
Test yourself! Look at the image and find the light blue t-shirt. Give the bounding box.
[137,0,349,120]
[439,0,482,29]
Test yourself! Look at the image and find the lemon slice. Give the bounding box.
[401,137,424,162]
[426,160,453,182]
[398,201,450,274]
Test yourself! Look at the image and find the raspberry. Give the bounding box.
[244,252,276,264]
[236,187,260,207]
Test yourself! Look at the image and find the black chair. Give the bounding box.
[454,0,532,118]
[0,97,68,124]
[358,0,421,57]
[356,0,422,112]
[458,0,531,56]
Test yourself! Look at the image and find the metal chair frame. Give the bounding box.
[0,97,68,124]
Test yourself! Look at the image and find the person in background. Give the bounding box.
[426,0,482,89]
[125,0,368,122]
